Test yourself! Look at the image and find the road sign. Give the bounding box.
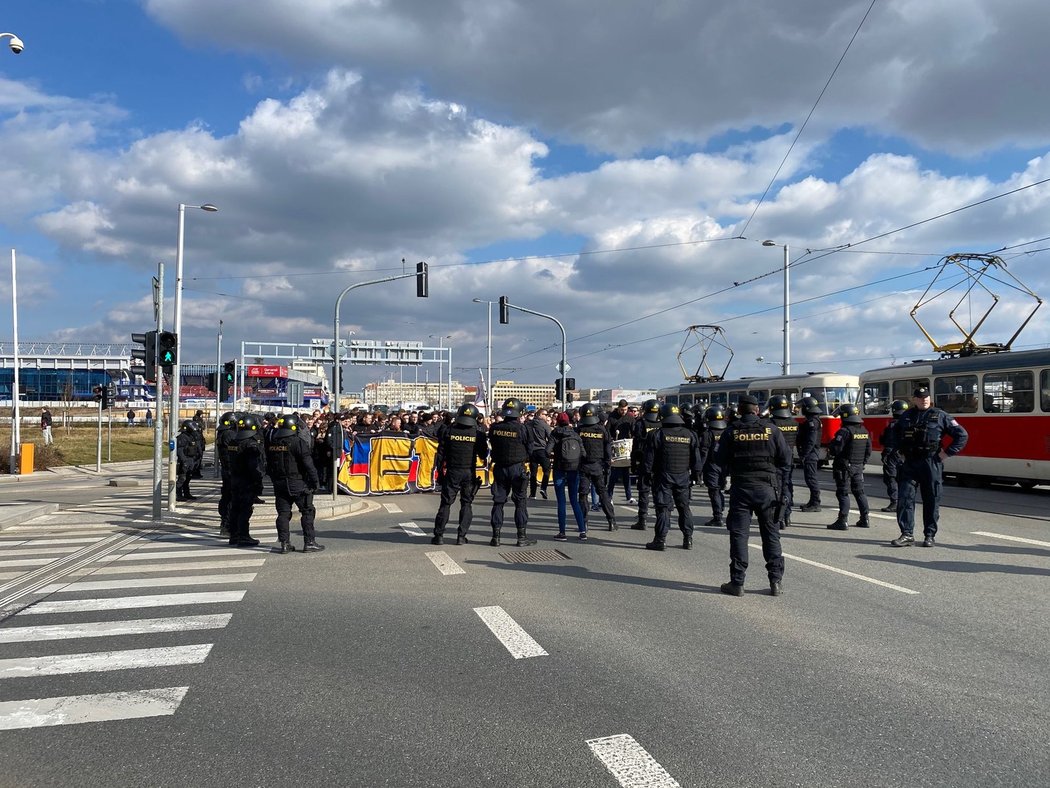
[556,362,571,373]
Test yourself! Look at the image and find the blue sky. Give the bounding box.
[3,0,1050,394]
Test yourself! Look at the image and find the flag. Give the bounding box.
[474,369,487,412]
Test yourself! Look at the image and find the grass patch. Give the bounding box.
[0,425,208,471]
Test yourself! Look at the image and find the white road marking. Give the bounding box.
[383,502,403,514]
[753,546,919,594]
[586,734,682,788]
[37,573,257,594]
[0,614,233,643]
[87,559,266,575]
[399,521,426,537]
[0,687,190,730]
[473,606,548,659]
[1,545,93,555]
[869,513,897,520]
[971,531,1050,548]
[0,557,58,569]
[0,644,213,679]
[425,551,465,576]
[115,548,267,561]
[0,537,105,546]
[17,591,246,615]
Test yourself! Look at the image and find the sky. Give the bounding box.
[3,0,1050,396]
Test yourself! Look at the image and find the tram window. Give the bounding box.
[982,371,1034,413]
[710,392,728,407]
[665,395,679,406]
[1041,370,1050,412]
[893,379,929,400]
[934,375,978,413]
[679,394,693,405]
[748,390,768,405]
[862,381,890,415]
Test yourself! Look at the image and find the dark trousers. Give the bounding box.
[578,465,615,526]
[490,464,529,535]
[706,485,725,522]
[776,465,793,527]
[634,470,652,524]
[834,464,869,520]
[228,486,256,541]
[607,466,633,501]
[882,453,901,503]
[896,457,942,538]
[218,474,231,527]
[653,474,694,542]
[528,450,551,496]
[726,483,784,586]
[274,483,316,543]
[801,450,821,503]
[434,466,478,538]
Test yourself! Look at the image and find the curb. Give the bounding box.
[0,503,62,531]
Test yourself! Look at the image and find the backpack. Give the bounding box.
[557,431,583,470]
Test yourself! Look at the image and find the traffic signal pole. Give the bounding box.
[497,298,568,410]
[152,263,164,522]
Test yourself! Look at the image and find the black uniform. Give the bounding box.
[433,423,488,543]
[828,422,871,527]
[215,420,238,536]
[577,422,617,530]
[631,418,661,528]
[797,414,822,508]
[644,424,702,548]
[879,418,903,510]
[524,417,552,498]
[226,427,266,546]
[770,416,798,528]
[698,423,727,526]
[175,426,202,501]
[488,419,532,545]
[267,422,321,550]
[715,414,791,591]
[894,407,968,542]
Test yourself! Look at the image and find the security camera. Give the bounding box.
[8,36,24,54]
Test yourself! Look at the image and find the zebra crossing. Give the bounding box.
[0,517,265,730]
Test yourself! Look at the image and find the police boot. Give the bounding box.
[645,539,665,551]
[302,540,325,553]
[704,517,723,528]
[515,529,537,547]
[855,515,871,528]
[277,541,295,554]
[779,515,790,531]
[607,517,618,531]
[431,533,444,545]
[631,517,646,531]
[880,501,897,512]
[827,517,848,531]
[800,501,822,513]
[218,520,230,539]
[490,530,501,547]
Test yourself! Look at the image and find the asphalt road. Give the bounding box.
[0,469,1047,787]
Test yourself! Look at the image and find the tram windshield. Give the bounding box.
[802,386,859,415]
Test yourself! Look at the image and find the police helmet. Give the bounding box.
[836,403,863,424]
[501,398,523,420]
[237,413,262,434]
[641,399,661,423]
[578,402,600,426]
[799,396,823,416]
[891,399,910,417]
[679,402,694,425]
[767,394,793,419]
[703,406,727,429]
[180,419,196,433]
[217,411,237,432]
[659,402,684,425]
[455,403,480,427]
[275,413,304,433]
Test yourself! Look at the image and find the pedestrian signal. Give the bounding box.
[157,331,178,369]
[220,361,235,401]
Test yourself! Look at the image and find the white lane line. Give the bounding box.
[115,549,267,561]
[0,557,57,569]
[38,573,258,594]
[0,687,190,730]
[87,559,266,576]
[586,734,682,788]
[399,521,426,537]
[1,545,93,555]
[753,546,919,594]
[425,551,465,576]
[473,606,548,659]
[971,531,1050,548]
[17,591,246,615]
[0,614,233,643]
[383,502,403,514]
[124,541,221,550]
[0,537,105,546]
[869,513,897,521]
[0,644,213,679]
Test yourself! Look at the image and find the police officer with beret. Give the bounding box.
[432,403,488,546]
[766,395,798,530]
[879,399,909,511]
[643,403,702,550]
[890,386,968,547]
[630,399,662,530]
[488,398,536,547]
[714,394,792,597]
[267,413,323,553]
[796,396,823,512]
[826,404,871,530]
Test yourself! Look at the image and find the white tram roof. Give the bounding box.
[860,347,1050,380]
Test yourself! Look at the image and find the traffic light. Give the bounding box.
[219,361,235,401]
[416,261,429,298]
[499,296,509,324]
[565,377,575,391]
[93,385,104,403]
[554,378,563,399]
[102,385,112,410]
[131,331,157,381]
[157,331,177,369]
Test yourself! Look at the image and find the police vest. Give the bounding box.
[771,417,798,450]
[729,421,776,479]
[489,421,528,465]
[900,409,941,458]
[632,420,659,459]
[267,431,308,480]
[838,424,870,465]
[657,426,693,475]
[577,425,608,465]
[442,424,482,469]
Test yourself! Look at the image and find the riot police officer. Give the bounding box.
[267,413,323,553]
[643,403,702,550]
[432,403,488,546]
[176,420,202,501]
[215,411,239,538]
[766,395,798,530]
[630,399,662,530]
[827,404,871,530]
[796,396,823,511]
[698,405,728,528]
[879,399,909,511]
[576,403,618,532]
[488,398,535,547]
[891,386,968,547]
[714,395,792,597]
[226,412,266,547]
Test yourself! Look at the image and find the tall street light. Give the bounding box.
[472,298,493,408]
[168,202,218,510]
[762,240,790,376]
[429,334,452,409]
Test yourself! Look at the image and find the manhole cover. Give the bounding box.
[499,548,571,564]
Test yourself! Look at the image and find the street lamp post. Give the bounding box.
[496,299,567,410]
[472,298,493,409]
[168,203,218,511]
[762,240,791,376]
